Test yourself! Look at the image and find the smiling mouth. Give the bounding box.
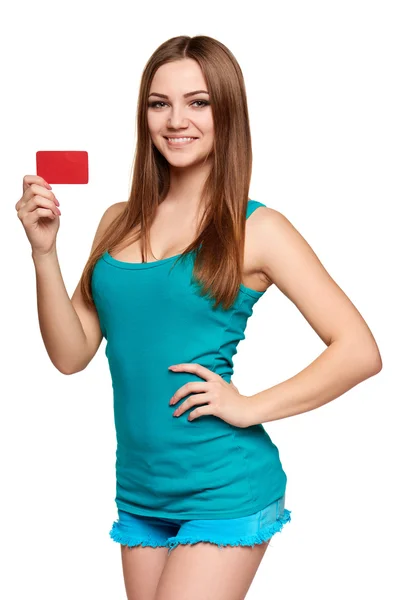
[163,137,199,147]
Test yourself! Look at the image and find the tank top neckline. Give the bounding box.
[101,199,265,299]
[103,248,184,269]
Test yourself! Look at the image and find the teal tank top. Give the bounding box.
[91,199,288,519]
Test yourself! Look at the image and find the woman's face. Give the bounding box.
[147,58,214,167]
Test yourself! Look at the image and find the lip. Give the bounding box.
[163,135,199,139]
[163,136,199,148]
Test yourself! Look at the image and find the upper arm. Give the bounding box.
[253,207,381,365]
[71,201,127,369]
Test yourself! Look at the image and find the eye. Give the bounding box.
[148,101,166,109]
[191,100,210,108]
[148,100,210,109]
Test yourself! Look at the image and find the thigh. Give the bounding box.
[155,495,291,599]
[109,509,180,600]
[155,541,269,600]
[121,545,169,600]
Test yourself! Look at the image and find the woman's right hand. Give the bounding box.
[16,175,62,256]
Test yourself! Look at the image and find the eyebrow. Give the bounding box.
[148,90,209,99]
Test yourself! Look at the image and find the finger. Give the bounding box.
[169,362,220,383]
[188,404,215,421]
[173,393,209,416]
[169,381,208,405]
[29,184,59,205]
[23,207,58,224]
[23,175,51,195]
[19,195,60,220]
[16,183,58,212]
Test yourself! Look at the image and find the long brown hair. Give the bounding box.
[80,35,253,311]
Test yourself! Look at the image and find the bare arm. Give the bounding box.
[246,207,382,425]
[33,201,126,374]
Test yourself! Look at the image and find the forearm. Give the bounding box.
[32,249,89,374]
[247,339,382,426]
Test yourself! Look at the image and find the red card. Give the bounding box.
[36,151,89,184]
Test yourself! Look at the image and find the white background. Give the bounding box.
[1,1,398,598]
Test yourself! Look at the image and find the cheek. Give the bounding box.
[147,112,163,134]
[200,116,214,137]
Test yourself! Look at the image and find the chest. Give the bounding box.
[112,211,199,263]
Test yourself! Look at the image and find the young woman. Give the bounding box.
[17,35,382,600]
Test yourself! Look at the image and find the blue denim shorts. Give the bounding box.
[109,495,291,554]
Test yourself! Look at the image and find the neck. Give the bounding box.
[165,160,211,212]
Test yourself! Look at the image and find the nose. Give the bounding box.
[167,108,189,130]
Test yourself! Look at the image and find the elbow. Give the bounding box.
[55,361,87,376]
[358,347,383,377]
[363,341,383,375]
[336,336,383,377]
[368,354,383,375]
[57,365,77,376]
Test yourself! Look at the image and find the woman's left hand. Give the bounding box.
[168,363,252,428]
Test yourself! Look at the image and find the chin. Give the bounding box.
[168,154,209,166]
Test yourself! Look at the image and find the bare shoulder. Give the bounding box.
[246,205,287,278]
[91,201,127,249]
[249,204,329,294]
[249,205,381,358]
[102,200,127,223]
[95,200,127,235]
[248,205,312,281]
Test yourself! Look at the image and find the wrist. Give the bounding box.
[242,394,259,428]
[31,247,58,264]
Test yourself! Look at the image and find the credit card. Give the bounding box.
[36,151,89,184]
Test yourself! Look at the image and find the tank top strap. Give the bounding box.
[246,199,267,220]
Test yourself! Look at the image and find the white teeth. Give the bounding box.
[167,137,196,142]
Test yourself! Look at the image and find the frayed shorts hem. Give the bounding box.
[109,497,291,555]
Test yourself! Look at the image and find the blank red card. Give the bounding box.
[36,151,89,184]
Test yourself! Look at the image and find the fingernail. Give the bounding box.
[46,183,52,189]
